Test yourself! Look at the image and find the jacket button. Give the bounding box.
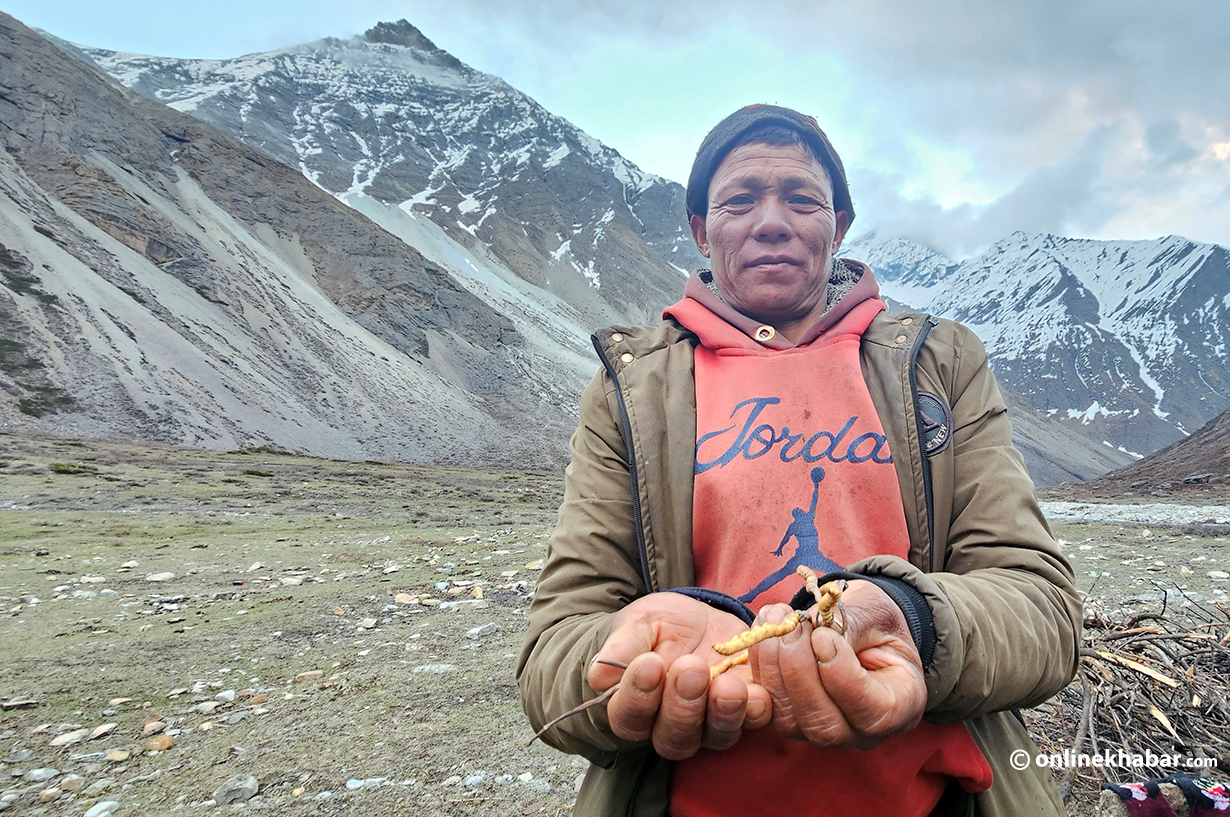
[611,332,624,342]
[620,353,634,364]
[901,318,913,326]
[894,334,907,344]
[754,325,776,342]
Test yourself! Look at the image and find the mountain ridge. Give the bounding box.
[847,230,1230,455]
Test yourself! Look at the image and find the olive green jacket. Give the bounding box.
[518,311,1082,816]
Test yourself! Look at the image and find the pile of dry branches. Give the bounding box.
[1025,586,1230,803]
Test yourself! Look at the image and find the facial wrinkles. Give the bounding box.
[700,143,840,337]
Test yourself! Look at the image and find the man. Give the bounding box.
[519,105,1081,816]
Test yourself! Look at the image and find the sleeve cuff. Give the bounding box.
[662,587,756,626]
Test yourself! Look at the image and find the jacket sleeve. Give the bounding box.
[516,369,649,763]
[851,324,1082,722]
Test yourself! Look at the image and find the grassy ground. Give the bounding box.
[0,433,578,816]
[1,432,1227,816]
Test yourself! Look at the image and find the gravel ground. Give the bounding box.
[2,433,1228,816]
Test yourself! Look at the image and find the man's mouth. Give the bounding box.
[748,256,799,268]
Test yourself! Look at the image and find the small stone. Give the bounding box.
[525,560,543,570]
[466,623,498,639]
[104,749,129,762]
[38,787,60,803]
[84,801,121,817]
[441,775,462,786]
[412,664,456,674]
[517,773,534,782]
[141,722,165,737]
[382,565,399,574]
[357,618,378,630]
[146,734,173,752]
[292,787,304,796]
[434,582,449,591]
[225,712,248,725]
[199,722,214,732]
[345,779,364,791]
[121,560,139,569]
[471,586,484,599]
[279,578,302,586]
[196,702,220,715]
[293,671,323,683]
[24,767,59,783]
[1209,571,1230,580]
[0,698,37,713]
[394,593,416,604]
[215,690,236,703]
[494,774,513,784]
[100,589,119,598]
[1181,566,1194,578]
[7,749,33,762]
[83,779,115,796]
[212,774,259,805]
[60,774,85,792]
[90,724,117,740]
[144,573,175,582]
[248,694,267,705]
[463,773,485,787]
[247,563,264,572]
[50,728,88,746]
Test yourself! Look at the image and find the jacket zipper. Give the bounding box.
[909,316,939,573]
[592,334,655,594]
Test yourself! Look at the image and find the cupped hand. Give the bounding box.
[588,592,773,760]
[749,579,926,749]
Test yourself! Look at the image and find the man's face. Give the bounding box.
[690,142,850,337]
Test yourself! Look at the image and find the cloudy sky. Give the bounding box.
[11,0,1230,257]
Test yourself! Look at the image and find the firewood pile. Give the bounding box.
[1024,587,1230,810]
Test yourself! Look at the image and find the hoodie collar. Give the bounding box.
[666,258,882,350]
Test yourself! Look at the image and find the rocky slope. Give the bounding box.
[0,12,588,466]
[849,232,1230,455]
[1064,404,1230,498]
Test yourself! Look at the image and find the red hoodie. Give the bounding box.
[662,263,992,817]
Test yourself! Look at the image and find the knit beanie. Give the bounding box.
[685,105,854,224]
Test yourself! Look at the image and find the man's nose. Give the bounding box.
[753,198,792,242]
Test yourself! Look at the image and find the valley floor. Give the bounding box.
[0,434,1226,816]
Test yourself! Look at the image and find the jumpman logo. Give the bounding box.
[738,466,843,604]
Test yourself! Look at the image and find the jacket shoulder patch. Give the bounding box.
[917,391,952,457]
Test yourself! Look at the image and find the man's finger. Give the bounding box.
[748,604,800,734]
[589,620,657,693]
[811,627,925,738]
[700,670,749,751]
[650,655,710,760]
[775,618,859,745]
[604,653,666,743]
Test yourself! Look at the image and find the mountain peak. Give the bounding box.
[362,20,438,51]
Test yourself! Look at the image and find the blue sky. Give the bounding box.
[10,0,1230,257]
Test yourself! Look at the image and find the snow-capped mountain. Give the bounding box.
[847,231,1230,455]
[77,20,702,330]
[0,11,1148,482]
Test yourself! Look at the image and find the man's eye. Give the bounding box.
[789,196,822,208]
[722,194,754,208]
